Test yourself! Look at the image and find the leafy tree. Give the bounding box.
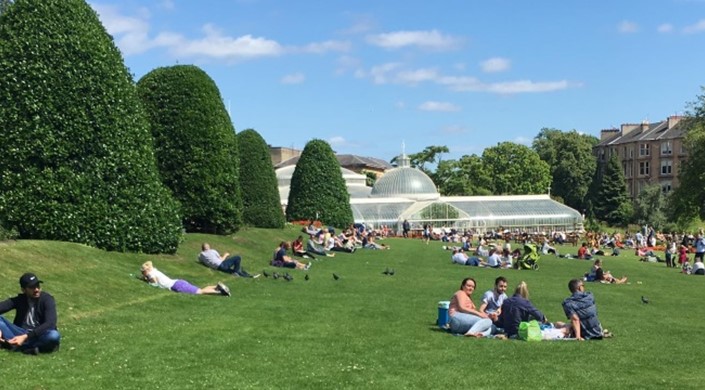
[669,87,705,226]
[362,170,377,187]
[286,139,353,227]
[237,129,284,228]
[533,128,598,210]
[0,0,13,15]
[435,155,491,196]
[633,184,666,229]
[481,142,551,195]
[392,145,449,174]
[0,0,182,253]
[591,155,632,226]
[137,65,242,234]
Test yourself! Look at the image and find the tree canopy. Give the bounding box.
[286,139,353,227]
[137,65,243,234]
[434,155,491,196]
[669,87,705,226]
[533,128,598,211]
[590,155,632,226]
[0,0,182,253]
[482,142,552,195]
[237,129,285,228]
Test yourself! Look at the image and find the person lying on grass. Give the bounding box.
[498,281,548,339]
[0,273,61,355]
[198,243,259,278]
[140,261,231,297]
[272,242,311,270]
[448,277,493,338]
[562,279,612,340]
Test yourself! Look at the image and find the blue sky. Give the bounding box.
[89,0,705,162]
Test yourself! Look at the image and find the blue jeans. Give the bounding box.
[218,255,251,277]
[449,312,493,337]
[0,316,61,353]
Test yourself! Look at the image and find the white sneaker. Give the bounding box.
[304,263,312,270]
[217,282,231,297]
[252,273,261,279]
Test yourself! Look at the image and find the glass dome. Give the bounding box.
[370,166,440,200]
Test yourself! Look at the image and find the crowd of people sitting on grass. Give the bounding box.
[448,276,612,340]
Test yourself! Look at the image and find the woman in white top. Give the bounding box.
[140,261,230,296]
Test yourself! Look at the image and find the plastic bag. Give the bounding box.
[518,320,542,341]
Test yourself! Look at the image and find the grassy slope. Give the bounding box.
[1,227,704,389]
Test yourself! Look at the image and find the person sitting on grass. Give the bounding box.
[448,277,493,338]
[562,279,611,340]
[480,276,508,333]
[693,258,705,275]
[198,243,258,278]
[140,261,231,297]
[486,248,504,268]
[577,242,592,260]
[307,235,334,257]
[0,273,61,355]
[272,242,311,270]
[363,233,390,250]
[592,259,628,284]
[292,235,316,260]
[498,281,548,339]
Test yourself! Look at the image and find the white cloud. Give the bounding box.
[483,80,573,94]
[657,23,673,33]
[618,20,639,33]
[366,30,461,50]
[480,57,510,73]
[298,40,351,54]
[394,68,439,85]
[93,4,348,61]
[513,136,532,145]
[281,72,305,84]
[367,62,402,84]
[418,101,461,112]
[441,125,468,134]
[683,19,705,33]
[329,136,356,147]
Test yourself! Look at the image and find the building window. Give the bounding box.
[629,147,634,158]
[661,141,672,155]
[639,161,650,176]
[599,149,605,161]
[622,162,633,178]
[662,181,672,194]
[661,160,672,175]
[639,143,650,156]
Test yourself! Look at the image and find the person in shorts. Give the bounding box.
[141,261,230,297]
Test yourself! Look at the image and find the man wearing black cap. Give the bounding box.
[0,273,60,354]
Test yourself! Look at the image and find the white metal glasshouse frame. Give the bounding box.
[351,194,583,233]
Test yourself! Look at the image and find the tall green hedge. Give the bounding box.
[0,0,183,253]
[237,129,285,228]
[137,65,242,234]
[286,139,353,227]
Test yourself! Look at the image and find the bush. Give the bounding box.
[237,129,285,228]
[0,0,183,253]
[137,65,243,234]
[286,139,353,228]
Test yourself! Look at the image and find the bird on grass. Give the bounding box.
[333,273,340,281]
[272,272,280,280]
[382,268,390,275]
[262,270,270,278]
[283,273,293,282]
[388,269,395,276]
[304,274,310,281]
[641,296,650,304]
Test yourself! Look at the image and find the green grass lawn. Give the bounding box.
[1,226,704,389]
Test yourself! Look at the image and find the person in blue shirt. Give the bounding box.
[498,281,547,338]
[562,279,606,340]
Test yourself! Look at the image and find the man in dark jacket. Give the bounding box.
[0,273,60,354]
[562,279,604,340]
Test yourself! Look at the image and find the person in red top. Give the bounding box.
[291,235,317,260]
[577,242,592,260]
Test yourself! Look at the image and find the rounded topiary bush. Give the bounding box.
[0,0,182,253]
[286,139,353,228]
[137,65,242,234]
[237,129,285,228]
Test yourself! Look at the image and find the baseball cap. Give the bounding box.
[19,273,43,288]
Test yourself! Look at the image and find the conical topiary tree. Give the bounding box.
[286,139,353,228]
[137,65,242,234]
[0,0,182,253]
[237,129,285,228]
[593,155,633,226]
